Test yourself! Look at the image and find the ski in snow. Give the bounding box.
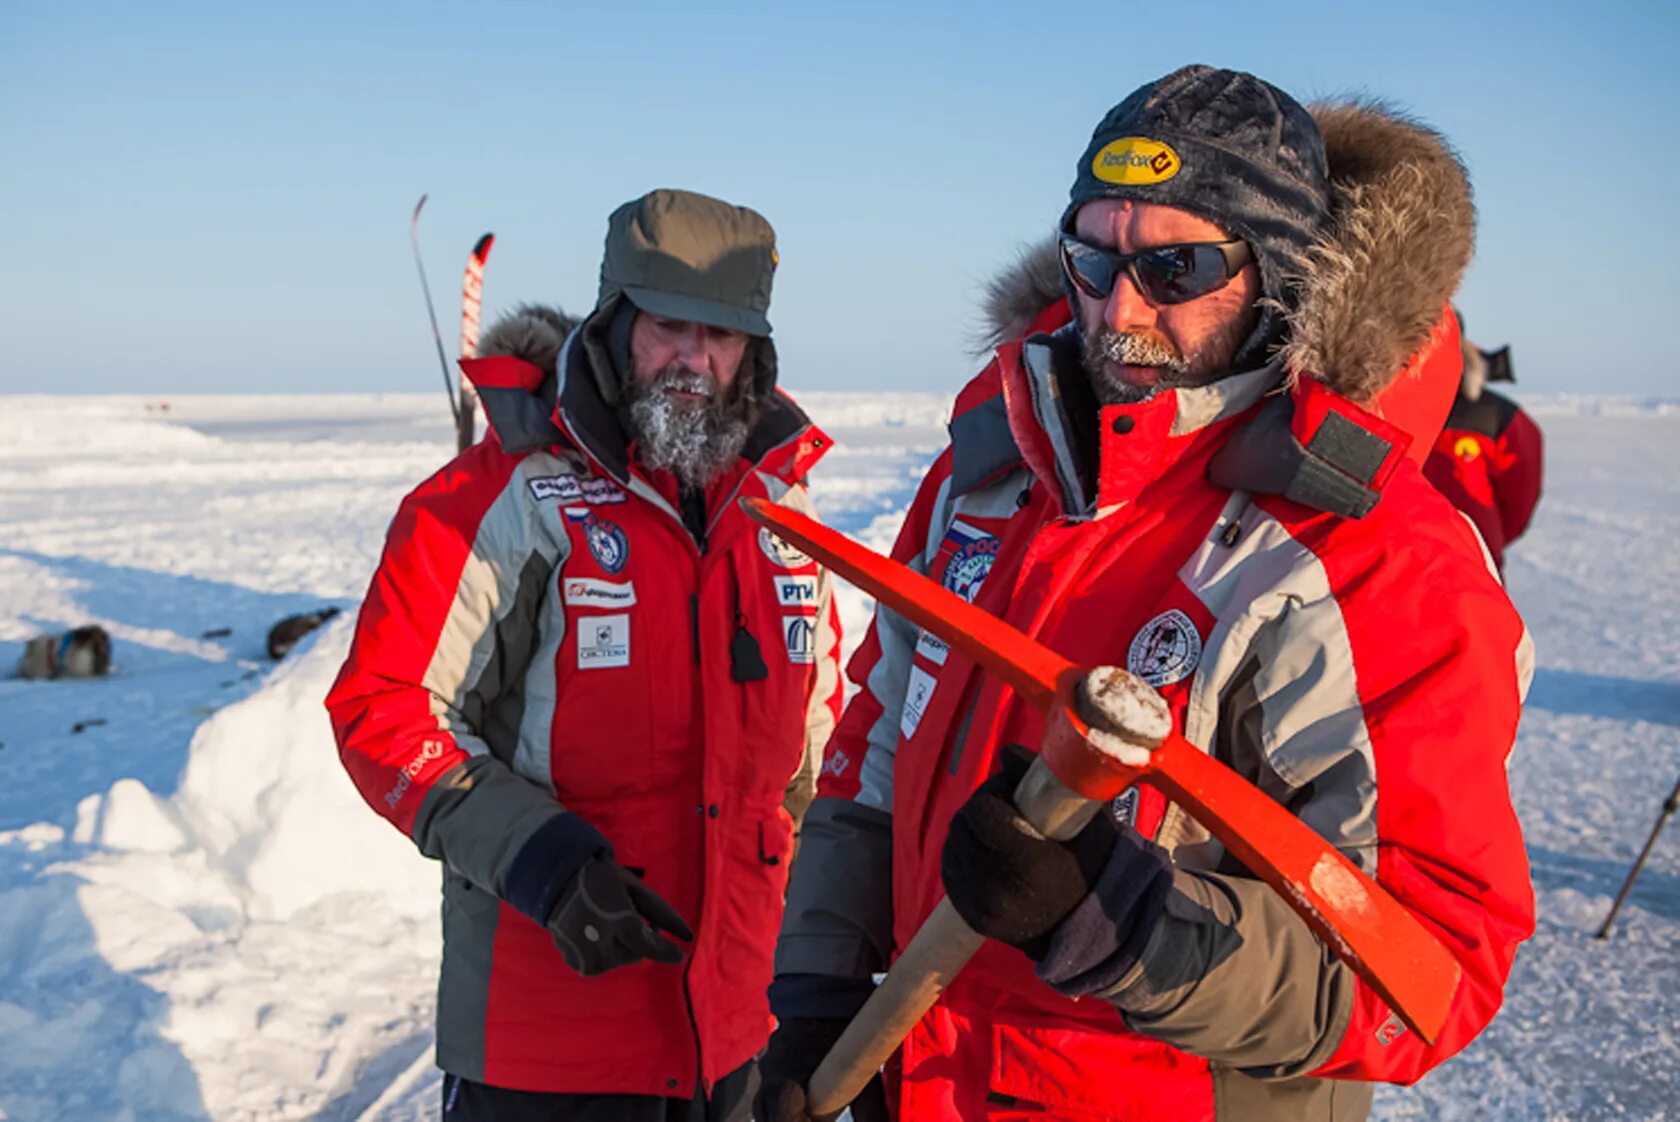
[408,194,459,428]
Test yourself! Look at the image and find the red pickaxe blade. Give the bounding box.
[740,499,1079,711]
[743,497,1459,1042]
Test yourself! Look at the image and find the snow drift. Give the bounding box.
[71,618,438,923]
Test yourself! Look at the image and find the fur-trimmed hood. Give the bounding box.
[979,100,1474,405]
[478,302,580,373]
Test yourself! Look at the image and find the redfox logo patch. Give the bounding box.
[1091,137,1181,185]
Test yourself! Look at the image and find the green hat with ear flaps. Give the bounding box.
[597,189,777,337]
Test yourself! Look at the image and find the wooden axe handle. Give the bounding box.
[806,757,1096,1118]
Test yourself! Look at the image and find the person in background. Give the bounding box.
[1424,311,1543,570]
[327,188,842,1122]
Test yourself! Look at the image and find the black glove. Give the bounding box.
[754,1015,890,1122]
[940,743,1121,956]
[545,855,694,976]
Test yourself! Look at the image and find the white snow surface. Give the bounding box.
[0,391,1674,1120]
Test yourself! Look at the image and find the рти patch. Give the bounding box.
[774,575,819,608]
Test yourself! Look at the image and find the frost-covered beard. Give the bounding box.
[625,364,753,488]
[1082,315,1252,405]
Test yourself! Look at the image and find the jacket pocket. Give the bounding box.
[758,812,794,868]
[548,605,657,807]
[989,1020,1215,1121]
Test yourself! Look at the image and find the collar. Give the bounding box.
[1004,330,1281,517]
[458,353,565,453]
[1207,374,1412,518]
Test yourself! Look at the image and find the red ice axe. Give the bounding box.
[741,498,1460,1119]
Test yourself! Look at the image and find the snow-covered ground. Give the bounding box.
[0,392,1674,1121]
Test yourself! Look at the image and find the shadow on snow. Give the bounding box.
[0,548,346,832]
[1528,843,1680,925]
[1525,667,1680,730]
[0,869,215,1121]
[0,548,356,1118]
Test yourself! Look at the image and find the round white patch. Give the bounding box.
[1127,608,1202,688]
[759,526,813,568]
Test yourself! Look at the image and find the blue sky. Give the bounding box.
[2,0,1675,397]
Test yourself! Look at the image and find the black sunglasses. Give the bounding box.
[1058,235,1253,306]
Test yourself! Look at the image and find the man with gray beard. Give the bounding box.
[623,331,756,490]
[329,188,843,1121]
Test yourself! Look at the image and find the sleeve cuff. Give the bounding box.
[502,812,613,925]
[1035,832,1172,998]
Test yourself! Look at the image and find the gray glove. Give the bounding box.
[546,855,694,976]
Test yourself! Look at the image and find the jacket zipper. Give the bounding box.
[549,346,719,1098]
[702,425,814,543]
[682,958,704,1100]
[685,557,705,1100]
[690,594,701,666]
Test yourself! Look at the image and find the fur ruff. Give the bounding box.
[977,240,1065,355]
[978,100,1475,403]
[478,303,579,372]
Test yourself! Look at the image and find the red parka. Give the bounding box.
[1424,387,1544,570]
[327,307,842,1096]
[775,103,1534,1121]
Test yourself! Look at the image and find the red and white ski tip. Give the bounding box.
[460,233,494,361]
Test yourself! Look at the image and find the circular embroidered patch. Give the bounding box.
[942,536,1000,603]
[759,526,813,568]
[584,515,629,574]
[1127,608,1202,688]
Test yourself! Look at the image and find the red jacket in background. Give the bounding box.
[1424,388,1544,569]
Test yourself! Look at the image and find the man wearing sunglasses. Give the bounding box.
[759,66,1532,1121]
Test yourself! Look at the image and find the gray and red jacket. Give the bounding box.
[775,104,1535,1121]
[1424,387,1543,570]
[326,305,842,1096]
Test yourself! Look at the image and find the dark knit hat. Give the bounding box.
[1061,65,1332,365]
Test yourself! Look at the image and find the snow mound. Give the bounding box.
[73,615,437,923]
